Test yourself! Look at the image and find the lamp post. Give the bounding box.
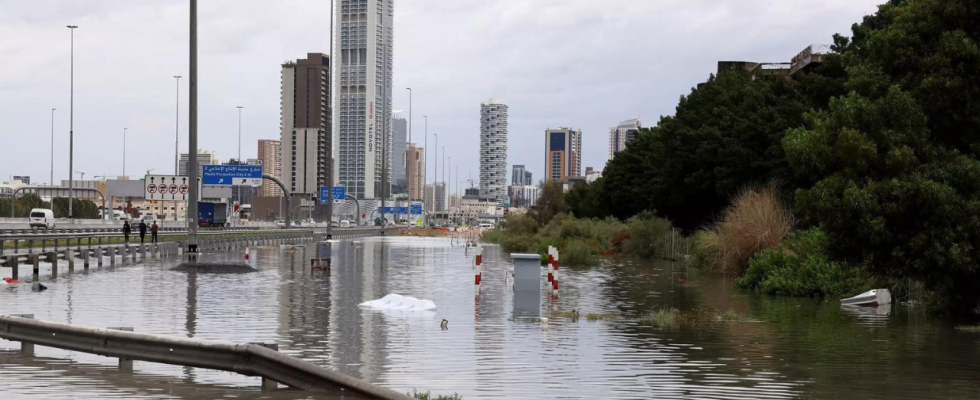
[236,106,243,161]
[406,88,412,198]
[67,24,78,219]
[174,75,181,223]
[423,115,428,225]
[123,128,128,177]
[187,0,200,250]
[50,108,56,185]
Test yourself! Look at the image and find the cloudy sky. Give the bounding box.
[0,0,884,189]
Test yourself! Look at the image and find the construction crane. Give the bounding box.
[75,171,85,181]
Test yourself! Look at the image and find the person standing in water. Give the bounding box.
[151,221,159,243]
[139,220,147,244]
[123,220,132,244]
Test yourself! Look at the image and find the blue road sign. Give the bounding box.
[376,206,410,215]
[202,165,263,186]
[319,186,347,202]
[411,204,422,214]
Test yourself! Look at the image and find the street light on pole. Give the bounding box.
[67,24,78,220]
[423,115,428,224]
[236,106,243,161]
[50,108,56,186]
[173,75,181,223]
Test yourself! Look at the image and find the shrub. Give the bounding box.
[736,229,869,297]
[499,233,536,253]
[620,211,674,259]
[503,213,538,236]
[480,228,504,244]
[560,239,599,266]
[697,184,793,274]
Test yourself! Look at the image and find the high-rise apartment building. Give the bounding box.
[423,182,446,213]
[179,150,219,178]
[545,128,582,182]
[406,144,425,201]
[480,98,508,203]
[334,0,394,200]
[257,139,282,197]
[609,118,641,159]
[392,114,407,194]
[281,53,331,196]
[524,171,533,186]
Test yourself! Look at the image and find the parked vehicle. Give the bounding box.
[479,222,495,230]
[340,220,351,228]
[330,221,339,228]
[198,202,227,227]
[29,208,56,229]
[275,219,286,228]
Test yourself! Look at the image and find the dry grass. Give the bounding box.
[698,184,793,274]
[955,325,980,333]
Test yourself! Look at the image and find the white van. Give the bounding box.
[340,220,351,228]
[29,209,56,229]
[479,222,495,230]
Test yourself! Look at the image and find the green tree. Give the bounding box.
[839,0,980,156]
[784,85,980,310]
[564,180,607,219]
[50,197,100,219]
[531,182,566,225]
[601,68,844,230]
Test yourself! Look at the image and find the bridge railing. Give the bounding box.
[0,315,411,399]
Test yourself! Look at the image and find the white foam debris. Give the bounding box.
[359,294,437,311]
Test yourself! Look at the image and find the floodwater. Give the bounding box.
[1,237,979,399]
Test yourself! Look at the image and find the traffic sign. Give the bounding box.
[319,186,347,202]
[202,165,263,186]
[411,204,423,214]
[144,175,200,201]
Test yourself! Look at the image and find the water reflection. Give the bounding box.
[0,237,979,399]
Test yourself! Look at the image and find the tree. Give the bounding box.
[840,0,980,156]
[532,182,566,226]
[564,180,607,219]
[601,69,845,230]
[51,197,100,219]
[784,85,980,310]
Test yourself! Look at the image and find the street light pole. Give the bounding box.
[423,115,428,225]
[50,108,56,186]
[123,128,128,177]
[67,24,78,220]
[174,75,181,223]
[406,88,412,199]
[236,106,243,161]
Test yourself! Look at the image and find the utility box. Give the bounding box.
[511,253,542,318]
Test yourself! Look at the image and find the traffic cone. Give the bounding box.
[244,243,250,260]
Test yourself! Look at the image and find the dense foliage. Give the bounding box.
[0,195,100,219]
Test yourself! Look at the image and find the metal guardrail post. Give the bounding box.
[32,255,39,283]
[83,248,89,270]
[109,327,135,371]
[253,342,280,390]
[66,249,74,273]
[7,256,18,280]
[98,247,103,267]
[47,252,57,278]
[11,314,34,356]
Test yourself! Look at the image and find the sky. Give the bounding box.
[0,0,885,190]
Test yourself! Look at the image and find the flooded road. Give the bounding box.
[1,236,979,399]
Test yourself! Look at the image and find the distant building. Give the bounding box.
[392,113,408,195]
[406,144,425,201]
[508,185,540,208]
[281,53,330,196]
[12,176,30,185]
[480,98,508,204]
[512,165,526,186]
[609,119,641,159]
[586,167,602,183]
[545,127,582,182]
[257,139,282,197]
[718,44,831,78]
[179,150,219,178]
[448,193,460,210]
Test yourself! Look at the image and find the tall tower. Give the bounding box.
[480,98,508,203]
[257,139,282,197]
[545,127,582,182]
[334,0,394,200]
[609,118,641,159]
[280,53,330,196]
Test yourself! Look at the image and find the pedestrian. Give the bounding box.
[151,221,159,243]
[123,220,131,244]
[139,220,147,244]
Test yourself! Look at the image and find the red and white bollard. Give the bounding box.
[475,245,483,294]
[552,249,559,296]
[547,246,555,283]
[244,243,250,260]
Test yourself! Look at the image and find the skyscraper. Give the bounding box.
[609,118,641,159]
[480,98,508,203]
[257,139,282,197]
[406,144,425,201]
[545,128,582,182]
[511,165,526,186]
[392,113,407,194]
[281,53,331,196]
[334,0,394,200]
